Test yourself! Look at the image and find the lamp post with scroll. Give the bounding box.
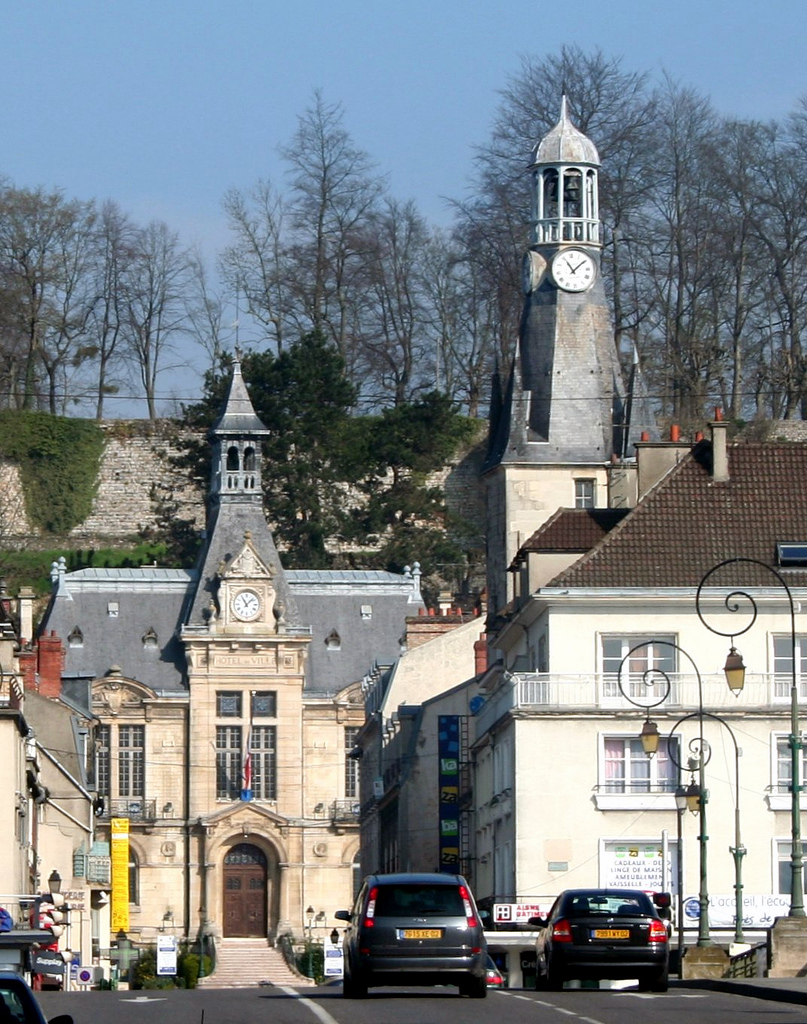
[697,558,803,918]
[617,640,745,946]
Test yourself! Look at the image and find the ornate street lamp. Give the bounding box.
[617,640,745,946]
[697,558,803,918]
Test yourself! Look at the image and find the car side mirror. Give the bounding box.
[334,909,352,922]
[652,892,672,920]
[478,909,490,921]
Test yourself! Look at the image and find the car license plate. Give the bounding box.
[593,928,630,939]
[399,928,442,939]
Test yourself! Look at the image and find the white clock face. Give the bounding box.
[232,589,261,621]
[522,250,547,294]
[551,249,596,292]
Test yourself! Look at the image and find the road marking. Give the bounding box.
[277,986,341,1024]
[120,997,167,1003]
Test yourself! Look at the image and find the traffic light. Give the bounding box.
[33,893,66,948]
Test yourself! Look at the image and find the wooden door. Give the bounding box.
[223,843,268,937]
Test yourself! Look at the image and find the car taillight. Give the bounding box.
[648,919,668,943]
[552,918,573,943]
[363,886,378,928]
[459,884,478,928]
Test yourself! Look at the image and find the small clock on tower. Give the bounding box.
[231,589,262,621]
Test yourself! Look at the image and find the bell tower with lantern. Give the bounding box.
[484,97,633,618]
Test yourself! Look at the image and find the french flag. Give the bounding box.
[241,728,253,801]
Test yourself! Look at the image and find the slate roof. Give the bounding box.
[291,582,422,695]
[44,565,194,694]
[41,562,423,698]
[548,440,807,589]
[211,358,268,436]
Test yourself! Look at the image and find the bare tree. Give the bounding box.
[186,247,228,371]
[359,198,430,407]
[220,181,292,351]
[84,201,137,419]
[122,221,189,420]
[0,186,93,410]
[281,89,386,369]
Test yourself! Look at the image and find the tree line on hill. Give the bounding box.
[1,47,807,423]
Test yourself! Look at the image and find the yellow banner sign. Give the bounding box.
[110,818,130,934]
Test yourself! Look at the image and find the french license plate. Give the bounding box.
[593,928,630,940]
[399,928,442,939]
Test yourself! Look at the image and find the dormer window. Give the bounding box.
[777,543,807,568]
[325,629,342,651]
[142,627,159,650]
[360,605,372,621]
[68,626,83,648]
[107,602,119,618]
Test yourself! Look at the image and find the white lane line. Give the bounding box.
[277,986,342,1024]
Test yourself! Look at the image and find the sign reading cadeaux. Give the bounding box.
[110,818,130,933]
[601,841,677,892]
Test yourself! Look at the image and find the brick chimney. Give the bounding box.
[36,631,64,698]
[474,633,488,675]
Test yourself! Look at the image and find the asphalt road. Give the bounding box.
[34,982,807,1024]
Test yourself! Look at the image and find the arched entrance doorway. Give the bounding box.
[223,843,268,937]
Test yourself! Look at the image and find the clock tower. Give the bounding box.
[485,97,630,617]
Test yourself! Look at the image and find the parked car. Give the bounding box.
[530,888,670,992]
[335,872,488,998]
[485,955,505,987]
[0,972,72,1024]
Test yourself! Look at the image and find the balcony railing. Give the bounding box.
[474,672,798,736]
[330,799,360,824]
[97,798,157,822]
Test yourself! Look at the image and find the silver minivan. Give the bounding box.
[335,872,488,998]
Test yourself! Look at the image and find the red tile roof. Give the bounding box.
[517,508,628,561]
[548,440,807,588]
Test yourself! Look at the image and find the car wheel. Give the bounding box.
[649,969,669,993]
[342,965,367,998]
[464,976,487,998]
[545,961,565,991]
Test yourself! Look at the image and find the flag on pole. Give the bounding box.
[241,726,253,801]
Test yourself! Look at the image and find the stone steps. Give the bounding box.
[197,938,314,989]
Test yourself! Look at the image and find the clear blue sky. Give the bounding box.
[3,0,805,414]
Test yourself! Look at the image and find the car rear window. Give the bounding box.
[374,884,465,917]
[562,893,653,917]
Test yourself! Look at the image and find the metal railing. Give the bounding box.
[474,672,796,736]
[97,798,157,822]
[330,799,360,824]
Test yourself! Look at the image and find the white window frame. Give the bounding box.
[595,733,680,810]
[772,635,807,701]
[601,634,678,706]
[767,732,807,810]
[574,478,596,509]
